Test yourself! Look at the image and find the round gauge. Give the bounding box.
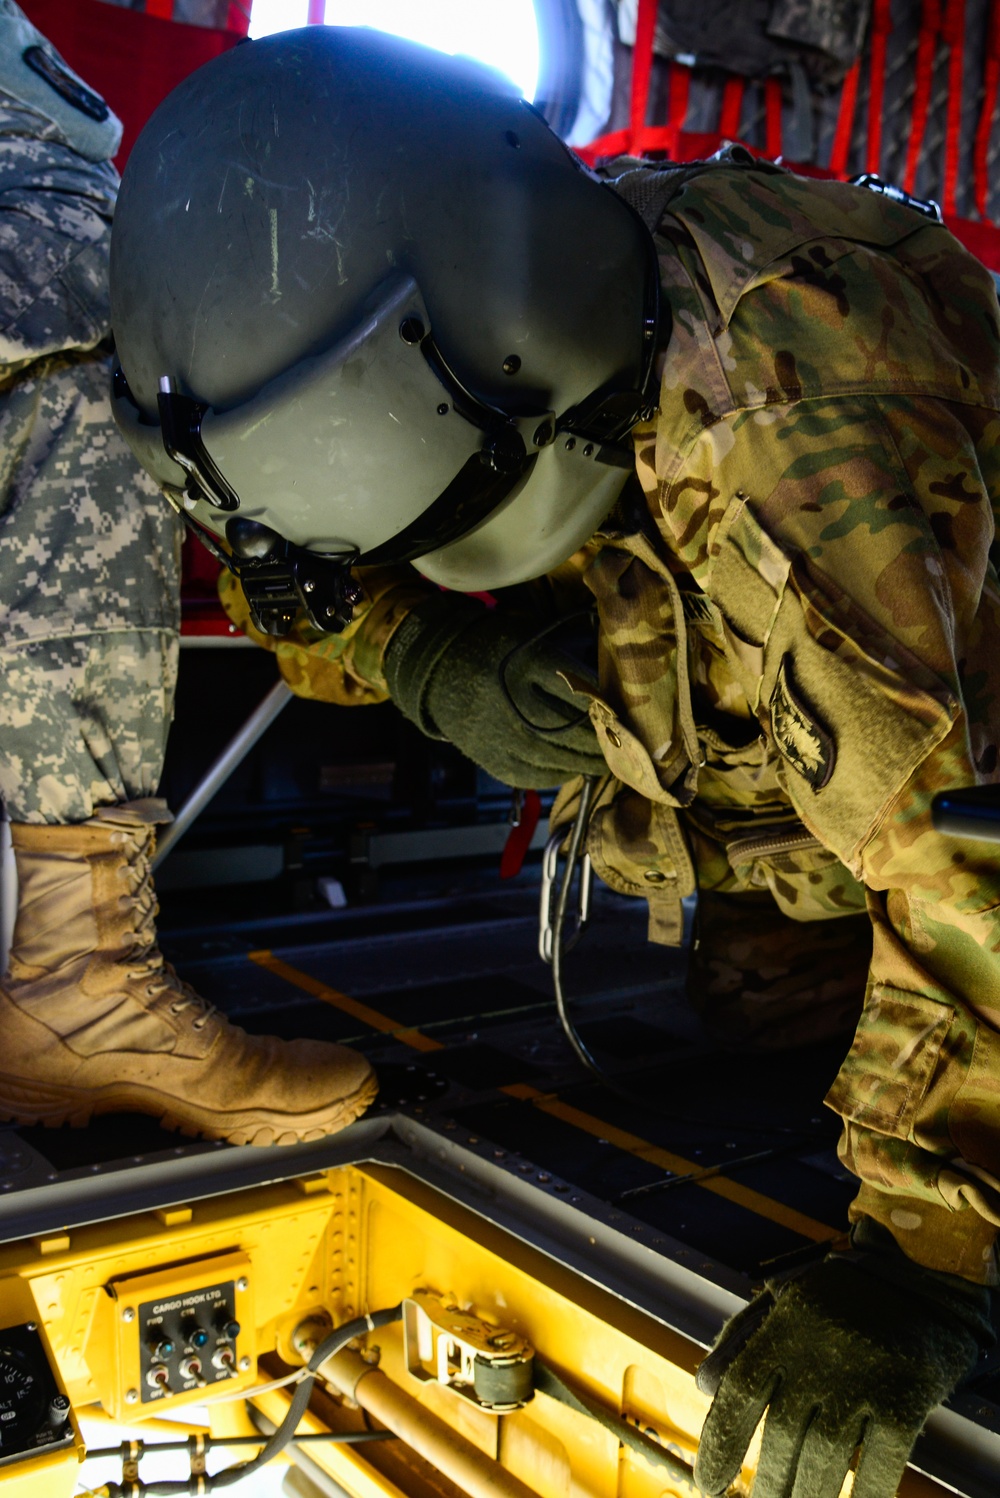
[0,1345,45,1446]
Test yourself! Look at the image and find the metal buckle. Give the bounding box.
[402,1291,534,1413]
[538,829,592,963]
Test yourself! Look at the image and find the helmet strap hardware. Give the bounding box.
[223,518,360,637]
[156,379,240,512]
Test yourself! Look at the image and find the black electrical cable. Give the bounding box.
[85,1431,395,1460]
[101,1305,402,1496]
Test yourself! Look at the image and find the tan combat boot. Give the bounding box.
[0,800,377,1145]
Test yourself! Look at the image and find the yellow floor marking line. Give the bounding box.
[249,950,443,1053]
[251,951,837,1240]
[513,1091,836,1243]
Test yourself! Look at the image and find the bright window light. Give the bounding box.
[248,0,540,102]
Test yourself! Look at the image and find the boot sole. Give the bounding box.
[0,1069,379,1148]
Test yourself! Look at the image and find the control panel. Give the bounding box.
[138,1277,243,1405]
[87,1250,257,1421]
[0,1322,74,1467]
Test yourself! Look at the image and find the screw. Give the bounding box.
[398,316,425,346]
[504,130,521,148]
[502,355,521,376]
[125,1389,139,1405]
[237,1277,249,1292]
[25,1322,36,1333]
[302,579,315,593]
[437,403,449,415]
[122,1308,135,1323]
[238,1356,251,1372]
[533,421,553,447]
[564,436,576,450]
[583,443,594,457]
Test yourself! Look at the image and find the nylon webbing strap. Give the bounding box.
[903,0,943,193]
[867,0,894,175]
[942,0,966,217]
[829,58,861,176]
[764,76,783,160]
[630,0,657,148]
[719,75,745,141]
[974,0,1000,219]
[533,1362,701,1489]
[664,60,691,155]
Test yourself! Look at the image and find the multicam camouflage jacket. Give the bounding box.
[222,159,1000,1285]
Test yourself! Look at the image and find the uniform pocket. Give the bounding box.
[825,985,953,1137]
[711,498,959,873]
[763,563,959,871]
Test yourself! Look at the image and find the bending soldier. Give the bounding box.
[108,27,1000,1498]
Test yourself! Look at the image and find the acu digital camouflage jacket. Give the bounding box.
[223,159,1000,1285]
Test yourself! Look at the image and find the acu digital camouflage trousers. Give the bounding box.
[0,346,181,824]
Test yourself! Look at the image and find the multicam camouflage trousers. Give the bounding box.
[0,351,182,824]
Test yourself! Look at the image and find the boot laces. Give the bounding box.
[118,834,216,1032]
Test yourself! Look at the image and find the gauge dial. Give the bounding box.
[0,1345,45,1448]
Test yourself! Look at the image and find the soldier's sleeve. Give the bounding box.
[217,565,438,705]
[703,386,1000,1285]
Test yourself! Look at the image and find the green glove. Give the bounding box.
[383,594,608,788]
[694,1224,993,1498]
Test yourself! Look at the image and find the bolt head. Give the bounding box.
[125,1389,139,1405]
[238,1355,251,1372]
[122,1307,136,1323]
[237,1277,249,1292]
[398,316,425,346]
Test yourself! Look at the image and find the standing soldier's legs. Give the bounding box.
[0,356,376,1142]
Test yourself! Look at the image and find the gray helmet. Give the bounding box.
[110,26,659,634]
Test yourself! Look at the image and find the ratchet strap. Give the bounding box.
[534,1361,698,1485]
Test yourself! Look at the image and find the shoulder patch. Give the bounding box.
[770,652,835,790]
[23,45,109,123]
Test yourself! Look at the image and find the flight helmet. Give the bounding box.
[110,26,659,634]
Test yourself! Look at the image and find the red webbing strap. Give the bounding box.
[902,0,943,192]
[663,59,691,155]
[719,74,744,141]
[866,0,894,175]
[942,0,966,216]
[829,58,861,176]
[145,0,173,16]
[226,3,249,34]
[974,0,1000,219]
[573,128,631,165]
[764,75,783,160]
[630,0,659,149]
